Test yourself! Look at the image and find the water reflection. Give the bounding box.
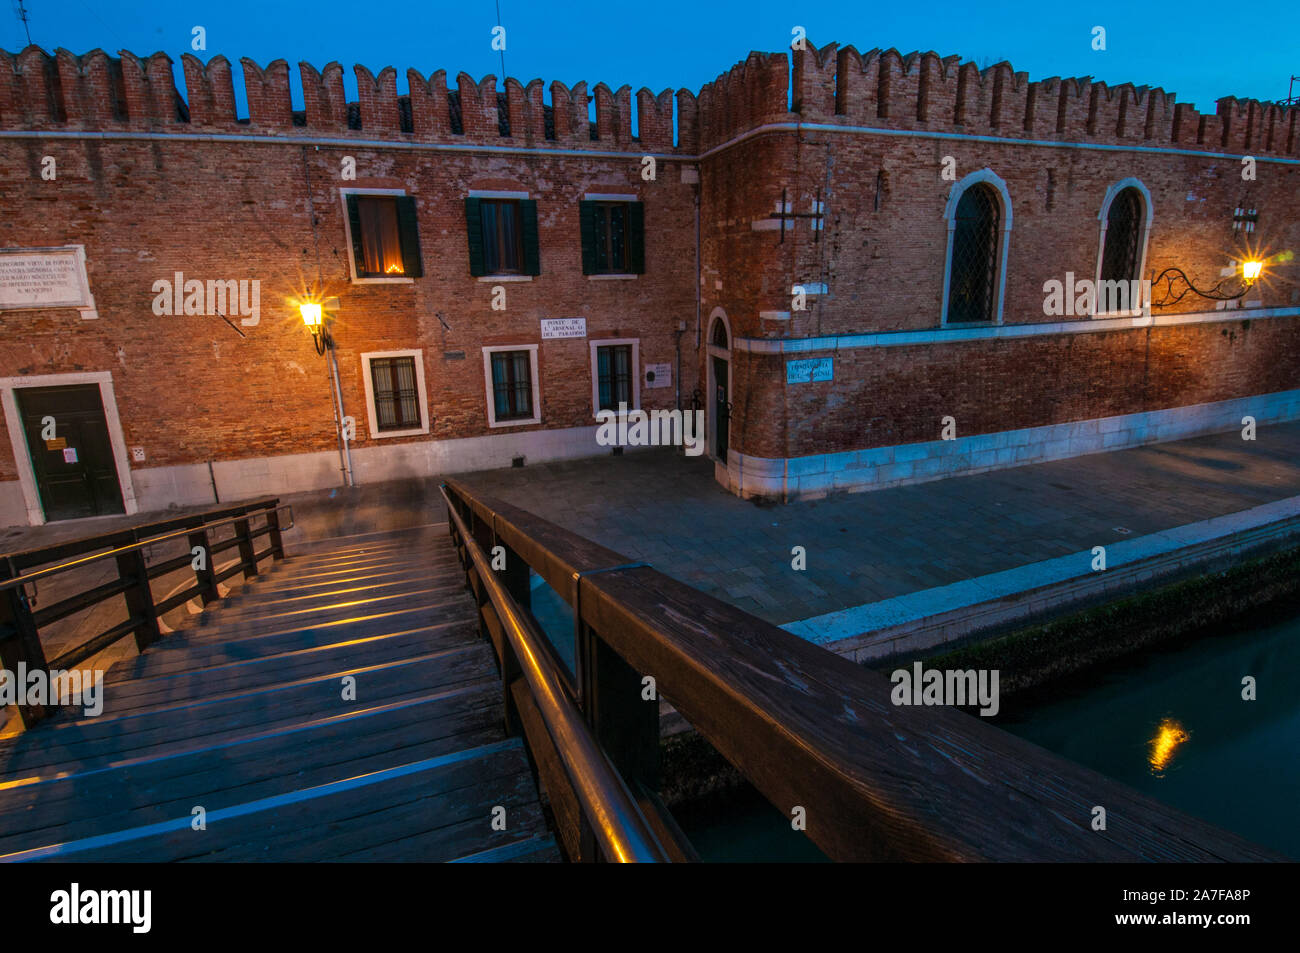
[1147,716,1190,776]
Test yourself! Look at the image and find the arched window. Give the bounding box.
[1100,187,1144,284]
[947,185,1001,323]
[711,317,729,349]
[942,170,1012,326]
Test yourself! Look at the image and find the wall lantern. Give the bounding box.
[1150,260,1264,307]
[300,297,340,355]
[297,296,353,486]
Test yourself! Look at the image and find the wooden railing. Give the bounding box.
[442,477,1286,863]
[0,498,290,728]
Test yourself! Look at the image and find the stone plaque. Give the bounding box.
[541,317,587,339]
[0,246,97,318]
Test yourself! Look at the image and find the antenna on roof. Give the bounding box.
[12,0,32,46]
[1284,76,1300,106]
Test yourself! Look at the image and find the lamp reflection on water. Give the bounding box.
[1148,717,1190,776]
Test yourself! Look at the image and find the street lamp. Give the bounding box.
[298,296,354,486]
[1150,259,1265,307]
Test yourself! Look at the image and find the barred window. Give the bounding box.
[1100,187,1144,285]
[369,356,421,431]
[491,350,534,421]
[596,345,633,411]
[946,184,1001,324]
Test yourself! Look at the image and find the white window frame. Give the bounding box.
[360,349,430,439]
[469,190,536,283]
[940,168,1013,326]
[340,187,416,285]
[0,371,138,525]
[1094,178,1155,318]
[482,344,541,428]
[588,338,641,418]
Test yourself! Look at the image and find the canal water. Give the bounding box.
[997,612,1300,860]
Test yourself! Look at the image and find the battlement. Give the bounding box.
[1,42,1296,158]
[0,46,695,153]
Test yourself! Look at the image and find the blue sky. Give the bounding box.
[4,0,1294,114]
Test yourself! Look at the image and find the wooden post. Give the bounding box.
[266,503,285,560]
[578,618,661,794]
[0,560,48,728]
[233,510,257,579]
[188,526,218,606]
[117,539,161,653]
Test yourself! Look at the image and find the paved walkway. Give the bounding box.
[454,423,1300,628]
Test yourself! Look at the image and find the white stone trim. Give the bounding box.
[359,349,430,439]
[0,371,138,525]
[339,187,417,285]
[482,344,541,428]
[940,168,1012,327]
[588,338,641,417]
[719,389,1300,501]
[1094,177,1155,318]
[734,305,1300,354]
[583,192,638,201]
[705,307,732,462]
[468,189,531,199]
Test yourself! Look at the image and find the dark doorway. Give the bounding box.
[16,384,125,521]
[712,356,729,460]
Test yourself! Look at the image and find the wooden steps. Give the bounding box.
[0,525,560,863]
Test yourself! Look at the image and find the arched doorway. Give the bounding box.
[706,308,731,461]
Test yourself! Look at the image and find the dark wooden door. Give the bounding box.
[712,357,729,460]
[16,384,125,521]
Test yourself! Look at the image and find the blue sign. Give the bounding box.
[786,357,833,383]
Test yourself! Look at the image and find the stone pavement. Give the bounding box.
[453,422,1300,628]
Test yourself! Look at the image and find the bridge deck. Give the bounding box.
[0,526,559,862]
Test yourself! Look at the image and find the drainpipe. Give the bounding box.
[326,343,355,487]
[694,171,702,351]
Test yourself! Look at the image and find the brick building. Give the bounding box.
[0,39,1297,525]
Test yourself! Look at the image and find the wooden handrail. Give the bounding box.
[440,484,671,863]
[0,498,290,729]
[442,477,1286,862]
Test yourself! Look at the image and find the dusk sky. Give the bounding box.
[3,1,1295,118]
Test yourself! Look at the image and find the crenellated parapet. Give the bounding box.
[1,43,1295,158]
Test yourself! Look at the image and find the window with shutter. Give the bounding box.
[580,200,643,274]
[345,192,423,280]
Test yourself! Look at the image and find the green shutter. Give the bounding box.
[396,195,423,278]
[628,201,645,274]
[520,199,541,276]
[579,201,598,274]
[465,197,485,277]
[346,195,366,276]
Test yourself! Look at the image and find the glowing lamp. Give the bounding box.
[1242,260,1263,283]
[300,302,323,328]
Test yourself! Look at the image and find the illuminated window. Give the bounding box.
[344,193,423,280]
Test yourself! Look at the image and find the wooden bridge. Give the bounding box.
[0,487,1284,862]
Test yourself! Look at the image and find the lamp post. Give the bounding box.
[300,297,354,487]
[1150,259,1265,308]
